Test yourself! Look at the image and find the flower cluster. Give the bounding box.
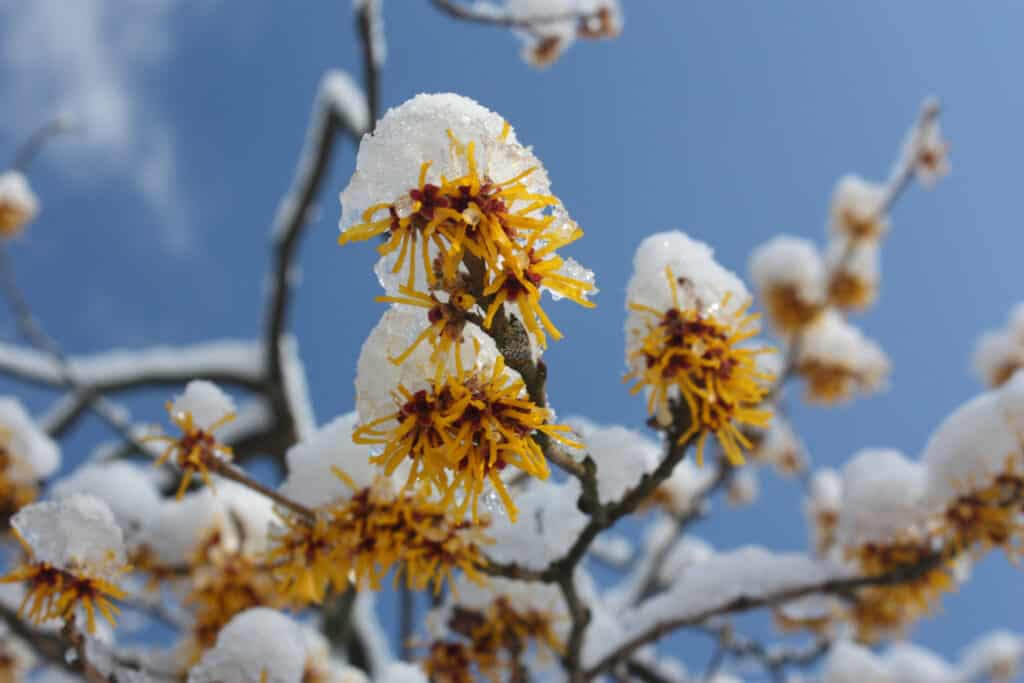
[625,231,774,465]
[423,579,564,683]
[144,381,237,498]
[339,94,592,522]
[748,101,947,405]
[1,496,128,634]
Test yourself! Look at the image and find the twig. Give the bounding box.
[355,0,383,124]
[430,0,604,34]
[206,456,316,519]
[11,116,75,172]
[399,582,414,662]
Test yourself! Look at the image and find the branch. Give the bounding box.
[0,604,79,677]
[11,115,76,172]
[262,72,365,454]
[430,0,604,33]
[355,0,383,125]
[584,552,946,677]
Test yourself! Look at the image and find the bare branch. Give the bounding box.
[355,0,383,125]
[430,0,603,33]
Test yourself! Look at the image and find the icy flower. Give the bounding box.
[339,93,594,346]
[145,380,237,498]
[1,496,127,633]
[0,397,60,523]
[625,231,774,465]
[794,312,889,404]
[825,238,880,311]
[829,174,889,242]
[0,171,39,238]
[749,235,826,332]
[353,307,576,522]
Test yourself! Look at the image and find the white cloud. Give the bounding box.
[0,0,194,253]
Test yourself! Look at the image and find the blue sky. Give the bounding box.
[2,1,1023,678]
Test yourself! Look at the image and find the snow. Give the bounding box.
[0,396,60,479]
[354,590,394,676]
[726,468,759,507]
[171,380,236,431]
[355,305,506,427]
[280,411,380,507]
[959,630,1024,682]
[884,642,956,683]
[340,92,564,236]
[658,535,714,586]
[973,329,1024,387]
[749,235,825,306]
[598,547,837,667]
[838,449,928,547]
[487,479,588,570]
[751,418,807,474]
[566,416,660,504]
[797,311,890,394]
[51,462,161,543]
[0,339,263,390]
[139,489,225,565]
[322,68,370,134]
[822,640,891,683]
[187,608,306,683]
[12,495,125,576]
[375,663,428,683]
[922,373,1024,510]
[654,457,715,515]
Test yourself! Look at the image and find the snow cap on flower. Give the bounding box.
[826,238,880,311]
[355,305,505,427]
[12,495,125,575]
[796,311,889,403]
[805,467,842,555]
[140,489,227,565]
[51,462,161,542]
[838,449,928,547]
[172,380,236,431]
[0,171,39,238]
[486,479,587,570]
[0,397,60,480]
[280,411,380,508]
[922,373,1024,509]
[749,235,825,331]
[750,418,807,475]
[727,468,759,507]
[650,457,714,516]
[187,608,306,683]
[340,92,561,237]
[626,231,749,337]
[829,174,889,241]
[973,304,1024,388]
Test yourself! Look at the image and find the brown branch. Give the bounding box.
[0,603,80,677]
[355,0,383,125]
[206,456,316,519]
[695,624,830,678]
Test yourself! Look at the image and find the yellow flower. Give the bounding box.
[626,265,774,466]
[268,472,492,599]
[353,356,576,522]
[0,530,126,634]
[377,283,478,369]
[145,400,235,498]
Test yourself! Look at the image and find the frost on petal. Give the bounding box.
[838,449,928,548]
[187,608,306,683]
[355,305,504,427]
[822,640,891,683]
[172,380,236,431]
[280,411,382,508]
[51,462,161,543]
[0,397,60,480]
[12,495,125,575]
[0,171,40,237]
[749,235,825,331]
[566,416,659,504]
